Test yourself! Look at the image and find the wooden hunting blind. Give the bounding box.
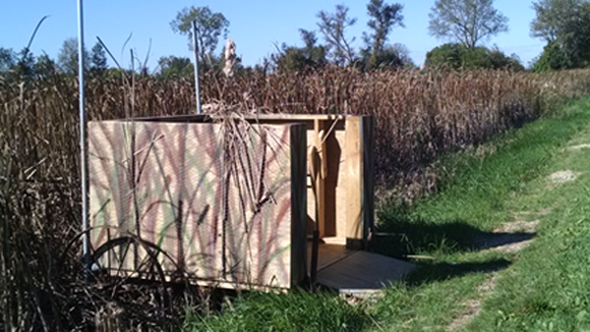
[88,114,380,290]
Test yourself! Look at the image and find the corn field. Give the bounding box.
[1,67,590,330]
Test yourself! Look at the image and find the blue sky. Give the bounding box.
[2,0,546,70]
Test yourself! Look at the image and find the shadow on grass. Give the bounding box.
[405,259,512,285]
[371,215,534,285]
[371,219,535,258]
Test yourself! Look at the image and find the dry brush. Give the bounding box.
[1,67,590,329]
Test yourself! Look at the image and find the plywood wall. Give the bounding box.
[304,116,374,247]
[88,120,307,289]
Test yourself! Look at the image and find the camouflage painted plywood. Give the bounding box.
[88,120,306,288]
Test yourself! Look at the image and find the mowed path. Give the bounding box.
[371,96,590,332]
[446,105,590,331]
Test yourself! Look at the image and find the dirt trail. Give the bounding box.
[548,170,579,187]
[446,112,590,331]
[488,220,539,254]
[446,218,540,331]
[446,273,499,332]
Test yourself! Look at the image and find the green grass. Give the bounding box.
[185,96,590,331]
[465,107,590,331]
[183,290,370,331]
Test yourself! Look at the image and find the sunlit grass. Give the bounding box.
[186,95,590,331]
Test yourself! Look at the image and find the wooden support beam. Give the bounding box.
[343,116,375,249]
[290,124,308,287]
[313,119,328,238]
[344,117,363,244]
[361,116,375,247]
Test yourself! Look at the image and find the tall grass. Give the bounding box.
[76,68,590,191]
[201,69,590,194]
[1,67,590,329]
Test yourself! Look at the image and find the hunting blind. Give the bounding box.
[87,113,412,292]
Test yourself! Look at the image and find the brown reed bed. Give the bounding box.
[1,67,590,329]
[199,68,590,197]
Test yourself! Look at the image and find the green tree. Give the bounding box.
[573,2,590,66]
[170,6,229,65]
[14,48,36,79]
[363,0,404,68]
[425,43,463,69]
[300,28,322,58]
[531,0,590,69]
[388,43,415,68]
[531,0,582,41]
[488,48,525,71]
[425,43,489,69]
[157,55,193,80]
[425,43,523,70]
[271,30,327,72]
[360,43,414,70]
[90,42,108,75]
[317,4,357,66]
[428,0,509,49]
[0,48,15,73]
[0,48,35,79]
[530,40,569,71]
[34,54,58,79]
[57,38,89,75]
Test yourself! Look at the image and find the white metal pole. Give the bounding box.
[77,0,89,269]
[192,20,201,114]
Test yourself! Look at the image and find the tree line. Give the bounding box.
[1,0,588,82]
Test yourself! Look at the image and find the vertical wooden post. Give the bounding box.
[361,116,375,248]
[313,119,328,238]
[290,124,308,287]
[344,116,375,249]
[344,117,363,247]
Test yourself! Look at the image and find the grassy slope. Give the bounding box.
[185,96,590,332]
[468,101,590,331]
[372,95,590,331]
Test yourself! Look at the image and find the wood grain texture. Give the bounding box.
[89,114,375,290]
[89,120,302,288]
[316,249,415,295]
[313,119,327,237]
[344,117,363,241]
[306,124,344,239]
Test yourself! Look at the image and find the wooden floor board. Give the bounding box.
[309,243,416,296]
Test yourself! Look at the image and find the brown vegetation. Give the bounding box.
[1,67,590,329]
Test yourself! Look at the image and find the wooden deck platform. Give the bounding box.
[309,242,416,296]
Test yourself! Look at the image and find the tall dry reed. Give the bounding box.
[1,67,590,329]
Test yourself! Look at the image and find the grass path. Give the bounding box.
[372,95,590,331]
[463,103,590,331]
[185,96,590,331]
